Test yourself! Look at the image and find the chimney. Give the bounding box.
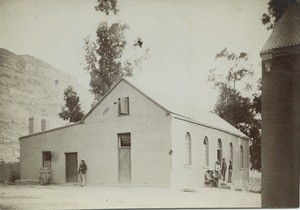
[41,119,49,132]
[29,117,34,134]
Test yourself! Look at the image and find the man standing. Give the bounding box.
[221,158,227,182]
[78,159,87,187]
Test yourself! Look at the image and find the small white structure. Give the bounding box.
[19,78,249,189]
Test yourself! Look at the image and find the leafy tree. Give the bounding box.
[214,85,253,129]
[249,80,262,171]
[84,0,149,102]
[262,0,296,30]
[208,48,253,91]
[59,86,85,123]
[209,48,261,171]
[95,0,118,15]
[84,22,131,99]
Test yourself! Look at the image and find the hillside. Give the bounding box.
[0,48,93,162]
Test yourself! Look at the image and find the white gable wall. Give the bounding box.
[83,81,172,186]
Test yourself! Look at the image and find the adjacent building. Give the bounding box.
[19,78,249,189]
[260,3,300,207]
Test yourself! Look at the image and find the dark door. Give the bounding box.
[66,152,78,183]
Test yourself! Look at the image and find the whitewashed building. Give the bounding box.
[19,78,249,189]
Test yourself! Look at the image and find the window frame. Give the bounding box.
[185,132,192,167]
[42,151,51,169]
[229,142,233,161]
[118,97,130,116]
[118,133,131,148]
[240,145,244,169]
[203,137,209,167]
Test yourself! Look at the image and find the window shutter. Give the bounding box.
[120,97,129,114]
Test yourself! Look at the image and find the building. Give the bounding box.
[19,78,249,189]
[260,3,300,208]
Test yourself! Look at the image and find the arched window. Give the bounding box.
[185,132,191,166]
[229,143,233,161]
[217,139,222,162]
[240,145,244,168]
[203,137,209,167]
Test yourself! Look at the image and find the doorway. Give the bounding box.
[65,152,78,183]
[217,139,222,162]
[118,133,131,183]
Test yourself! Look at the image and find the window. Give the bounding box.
[185,132,191,166]
[240,145,244,168]
[229,143,233,161]
[203,137,209,167]
[217,139,222,162]
[118,133,131,148]
[42,151,51,169]
[118,97,129,116]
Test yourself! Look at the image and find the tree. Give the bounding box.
[95,0,118,15]
[249,80,262,171]
[84,0,149,102]
[59,86,85,123]
[84,22,131,99]
[261,0,296,30]
[208,48,253,92]
[209,48,261,171]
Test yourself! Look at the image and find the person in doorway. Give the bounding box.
[221,158,227,181]
[228,160,233,183]
[78,159,87,187]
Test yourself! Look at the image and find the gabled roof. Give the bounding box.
[261,3,300,53]
[83,78,248,140]
[20,78,248,140]
[81,79,170,121]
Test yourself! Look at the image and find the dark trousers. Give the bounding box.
[221,169,226,181]
[228,170,233,183]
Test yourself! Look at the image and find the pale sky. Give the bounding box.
[0,0,271,111]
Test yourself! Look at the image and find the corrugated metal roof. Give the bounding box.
[261,3,300,53]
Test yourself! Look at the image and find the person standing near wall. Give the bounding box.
[214,160,221,180]
[228,160,233,183]
[78,160,87,187]
[221,158,227,182]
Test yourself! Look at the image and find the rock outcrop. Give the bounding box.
[0,48,92,162]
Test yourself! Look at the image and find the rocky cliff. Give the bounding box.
[0,48,92,162]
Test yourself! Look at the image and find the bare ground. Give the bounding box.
[0,184,261,209]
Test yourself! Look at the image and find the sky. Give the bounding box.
[0,0,271,111]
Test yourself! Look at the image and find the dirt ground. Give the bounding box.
[0,184,261,209]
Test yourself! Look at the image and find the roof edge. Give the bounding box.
[260,45,300,56]
[81,79,124,121]
[171,113,249,141]
[19,122,82,140]
[81,78,170,121]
